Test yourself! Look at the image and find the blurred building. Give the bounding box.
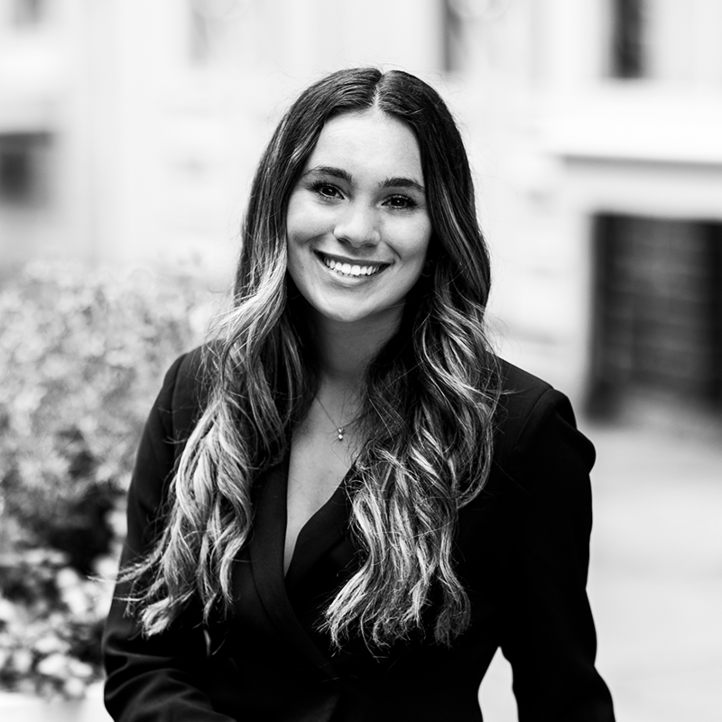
[447,0,722,427]
[1,0,721,425]
[0,0,443,278]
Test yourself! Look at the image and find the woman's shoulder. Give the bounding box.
[495,357,562,428]
[491,357,593,478]
[172,343,214,391]
[497,357,554,406]
[154,344,215,439]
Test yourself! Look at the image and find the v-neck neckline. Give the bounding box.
[250,453,356,592]
[284,461,355,587]
[248,457,354,677]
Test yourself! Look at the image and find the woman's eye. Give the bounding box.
[385,195,416,210]
[311,182,342,199]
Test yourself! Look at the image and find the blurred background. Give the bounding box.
[0,0,720,720]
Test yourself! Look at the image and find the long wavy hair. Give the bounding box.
[124,68,500,649]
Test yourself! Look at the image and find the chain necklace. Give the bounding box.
[316,397,353,442]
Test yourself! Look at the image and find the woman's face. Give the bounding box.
[286,108,432,328]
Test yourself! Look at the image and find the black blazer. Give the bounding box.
[103,349,615,721]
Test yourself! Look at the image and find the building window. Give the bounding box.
[189,2,212,63]
[13,0,45,26]
[609,0,646,78]
[0,134,51,206]
[442,0,464,73]
[590,214,722,419]
[188,0,250,63]
[442,0,512,73]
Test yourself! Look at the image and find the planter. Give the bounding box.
[0,682,111,722]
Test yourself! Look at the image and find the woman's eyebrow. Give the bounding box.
[303,165,352,182]
[381,177,425,193]
[303,166,425,193]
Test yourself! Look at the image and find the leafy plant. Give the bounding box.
[0,550,103,698]
[0,263,217,697]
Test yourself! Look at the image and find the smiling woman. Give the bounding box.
[103,68,616,722]
[286,109,431,327]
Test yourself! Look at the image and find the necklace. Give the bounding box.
[316,397,351,442]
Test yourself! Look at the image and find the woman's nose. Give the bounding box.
[333,203,380,247]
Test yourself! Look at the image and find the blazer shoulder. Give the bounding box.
[492,358,584,473]
[496,358,555,435]
[497,358,553,412]
[157,344,214,446]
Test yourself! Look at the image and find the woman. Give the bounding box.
[103,68,615,721]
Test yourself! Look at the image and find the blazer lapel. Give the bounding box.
[249,459,347,677]
[284,472,354,589]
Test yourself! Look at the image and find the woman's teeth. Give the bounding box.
[322,256,382,277]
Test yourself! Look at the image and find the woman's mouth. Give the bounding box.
[317,252,388,278]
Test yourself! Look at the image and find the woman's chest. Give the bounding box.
[284,427,355,573]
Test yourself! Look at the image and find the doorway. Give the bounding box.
[589,213,722,424]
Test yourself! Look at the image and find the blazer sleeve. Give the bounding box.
[497,388,615,721]
[102,353,235,722]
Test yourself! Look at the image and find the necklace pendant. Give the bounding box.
[337,427,344,441]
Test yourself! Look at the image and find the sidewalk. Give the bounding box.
[479,421,722,721]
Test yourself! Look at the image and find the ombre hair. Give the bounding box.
[124,68,499,648]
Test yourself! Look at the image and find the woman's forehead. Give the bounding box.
[304,109,424,183]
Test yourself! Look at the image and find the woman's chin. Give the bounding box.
[309,302,404,330]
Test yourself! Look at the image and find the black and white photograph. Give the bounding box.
[1,2,720,721]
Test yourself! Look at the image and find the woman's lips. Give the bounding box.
[316,251,389,278]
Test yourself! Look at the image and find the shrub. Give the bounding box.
[0,263,217,698]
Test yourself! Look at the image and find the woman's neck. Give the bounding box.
[311,311,401,392]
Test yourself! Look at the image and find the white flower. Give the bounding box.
[36,652,71,678]
[63,676,87,699]
[34,633,70,656]
[56,567,92,616]
[11,647,34,674]
[0,597,18,623]
[67,658,94,678]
